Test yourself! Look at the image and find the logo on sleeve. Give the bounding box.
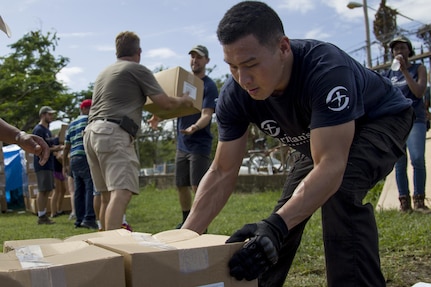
[326,86,349,112]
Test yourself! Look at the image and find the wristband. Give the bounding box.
[14,131,26,143]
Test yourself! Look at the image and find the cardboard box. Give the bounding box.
[144,66,203,119]
[27,172,37,186]
[27,184,38,198]
[58,124,68,144]
[88,229,257,287]
[64,229,133,243]
[3,238,63,253]
[25,152,35,173]
[26,194,72,214]
[3,230,133,253]
[0,241,126,287]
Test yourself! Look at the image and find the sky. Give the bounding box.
[1,0,430,93]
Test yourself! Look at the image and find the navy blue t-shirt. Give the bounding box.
[216,39,411,158]
[32,124,56,172]
[383,63,426,123]
[177,75,218,155]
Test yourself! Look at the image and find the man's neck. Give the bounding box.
[39,120,49,128]
[194,71,206,79]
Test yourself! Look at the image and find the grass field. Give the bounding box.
[0,181,430,286]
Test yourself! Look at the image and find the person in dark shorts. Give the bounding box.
[32,106,63,224]
[173,45,218,228]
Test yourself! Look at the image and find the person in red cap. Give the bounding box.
[63,99,99,229]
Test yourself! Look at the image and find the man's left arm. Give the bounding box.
[179,108,214,135]
[277,121,354,228]
[227,121,355,281]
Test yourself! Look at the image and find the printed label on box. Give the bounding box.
[183,82,197,100]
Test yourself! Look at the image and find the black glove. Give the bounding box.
[225,213,289,281]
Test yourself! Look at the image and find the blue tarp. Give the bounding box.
[2,144,26,208]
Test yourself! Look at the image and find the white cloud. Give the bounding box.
[95,45,115,52]
[144,48,177,59]
[305,28,331,40]
[57,66,84,87]
[57,32,94,38]
[278,0,315,13]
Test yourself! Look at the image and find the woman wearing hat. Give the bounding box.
[384,35,428,212]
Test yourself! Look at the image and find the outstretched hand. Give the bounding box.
[225,213,289,281]
[17,133,50,166]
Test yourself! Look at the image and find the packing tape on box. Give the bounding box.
[15,245,66,287]
[15,245,51,269]
[178,248,209,273]
[132,232,177,250]
[30,267,66,287]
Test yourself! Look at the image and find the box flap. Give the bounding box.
[3,238,63,253]
[64,228,132,242]
[152,229,199,243]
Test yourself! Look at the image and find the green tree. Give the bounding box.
[0,30,73,132]
[62,84,94,122]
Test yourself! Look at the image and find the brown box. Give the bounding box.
[27,184,38,198]
[0,241,126,287]
[64,229,133,243]
[88,229,257,287]
[27,172,37,186]
[26,194,72,214]
[58,124,68,144]
[144,66,203,119]
[3,238,63,253]
[24,152,35,173]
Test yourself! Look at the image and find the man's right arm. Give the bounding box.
[149,92,194,112]
[181,131,249,234]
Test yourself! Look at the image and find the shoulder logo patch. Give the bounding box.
[326,86,349,112]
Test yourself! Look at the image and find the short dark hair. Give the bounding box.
[217,1,285,47]
[116,31,140,58]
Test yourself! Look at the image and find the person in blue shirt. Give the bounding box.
[383,36,428,212]
[63,99,98,229]
[181,2,413,286]
[174,45,218,228]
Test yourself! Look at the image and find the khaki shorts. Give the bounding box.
[83,120,139,194]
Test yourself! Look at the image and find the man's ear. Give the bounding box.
[279,36,291,56]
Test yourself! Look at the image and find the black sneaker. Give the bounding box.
[51,211,66,218]
[80,221,99,230]
[38,214,55,225]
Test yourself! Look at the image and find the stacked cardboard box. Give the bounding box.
[0,241,125,287]
[2,229,258,287]
[87,229,257,287]
[23,152,72,214]
[23,152,36,212]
